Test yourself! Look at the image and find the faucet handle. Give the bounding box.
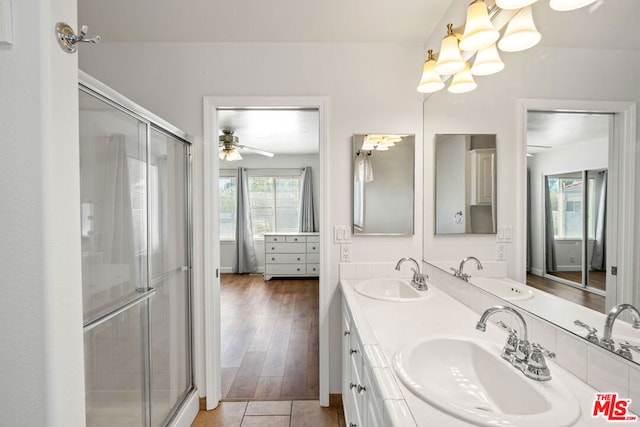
[531,342,555,359]
[525,343,554,381]
[574,319,600,344]
[497,321,518,362]
[617,341,640,361]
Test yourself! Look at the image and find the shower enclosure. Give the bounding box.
[79,73,193,426]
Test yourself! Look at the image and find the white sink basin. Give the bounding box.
[353,278,429,302]
[471,277,535,301]
[393,336,580,427]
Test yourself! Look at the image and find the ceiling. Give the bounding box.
[218,109,319,154]
[78,0,453,43]
[526,111,610,155]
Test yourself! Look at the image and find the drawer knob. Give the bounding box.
[357,385,366,393]
[294,238,298,241]
[350,383,357,390]
[312,246,316,250]
[297,268,301,271]
[350,348,357,355]
[297,257,301,261]
[344,330,350,336]
[271,247,275,250]
[271,257,275,261]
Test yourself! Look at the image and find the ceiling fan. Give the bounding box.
[218,130,275,161]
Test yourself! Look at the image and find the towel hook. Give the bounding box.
[56,22,101,54]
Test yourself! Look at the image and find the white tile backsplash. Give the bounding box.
[557,331,588,382]
[355,262,373,279]
[588,345,630,397]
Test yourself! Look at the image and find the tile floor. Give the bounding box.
[192,400,345,427]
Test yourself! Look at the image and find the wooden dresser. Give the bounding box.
[264,232,320,280]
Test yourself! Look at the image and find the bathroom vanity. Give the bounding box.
[341,275,627,426]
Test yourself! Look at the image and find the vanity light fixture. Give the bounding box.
[417,49,445,93]
[448,62,478,94]
[549,0,597,11]
[498,6,541,52]
[471,43,505,75]
[459,0,500,52]
[362,134,405,151]
[435,24,466,75]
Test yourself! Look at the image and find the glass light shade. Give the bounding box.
[417,52,445,93]
[459,1,500,52]
[361,141,376,150]
[375,144,389,151]
[448,62,477,94]
[498,6,541,52]
[495,0,539,10]
[549,0,597,11]
[435,30,465,75]
[219,149,242,161]
[471,43,505,76]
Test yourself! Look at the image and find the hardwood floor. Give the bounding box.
[526,273,605,313]
[220,274,319,401]
[548,270,607,292]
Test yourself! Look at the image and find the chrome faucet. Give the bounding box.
[600,303,640,352]
[395,257,428,291]
[476,305,554,381]
[450,256,483,282]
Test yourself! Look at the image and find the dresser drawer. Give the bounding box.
[306,253,320,263]
[265,264,306,275]
[267,253,305,264]
[307,264,320,275]
[286,235,306,243]
[306,242,320,253]
[265,235,286,243]
[307,235,320,243]
[265,242,306,253]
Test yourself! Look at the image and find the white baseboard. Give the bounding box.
[530,267,543,276]
[168,388,200,427]
[220,267,265,274]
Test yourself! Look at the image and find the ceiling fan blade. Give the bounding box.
[237,144,275,157]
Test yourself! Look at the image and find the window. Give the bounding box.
[219,170,302,240]
[547,174,597,240]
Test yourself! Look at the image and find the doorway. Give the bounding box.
[522,99,636,315]
[202,97,329,410]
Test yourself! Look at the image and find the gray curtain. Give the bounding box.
[299,166,317,232]
[544,176,557,272]
[590,170,607,270]
[233,167,258,273]
[526,169,531,273]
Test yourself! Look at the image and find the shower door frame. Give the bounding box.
[79,70,196,426]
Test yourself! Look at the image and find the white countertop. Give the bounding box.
[341,278,616,426]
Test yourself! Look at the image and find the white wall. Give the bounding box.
[435,134,467,234]
[0,0,85,424]
[422,3,640,283]
[79,42,425,394]
[219,153,320,272]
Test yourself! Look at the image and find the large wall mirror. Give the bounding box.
[434,134,496,235]
[422,0,639,365]
[352,134,414,235]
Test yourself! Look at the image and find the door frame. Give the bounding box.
[519,98,636,311]
[202,96,329,409]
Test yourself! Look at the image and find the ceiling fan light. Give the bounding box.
[460,1,500,52]
[448,62,478,94]
[435,24,466,75]
[417,50,445,93]
[498,6,541,52]
[495,0,539,10]
[549,0,597,11]
[471,43,505,76]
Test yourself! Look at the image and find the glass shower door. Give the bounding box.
[80,85,193,427]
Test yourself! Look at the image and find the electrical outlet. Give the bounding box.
[340,244,352,262]
[496,243,506,261]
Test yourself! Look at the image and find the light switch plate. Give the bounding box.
[0,0,13,46]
